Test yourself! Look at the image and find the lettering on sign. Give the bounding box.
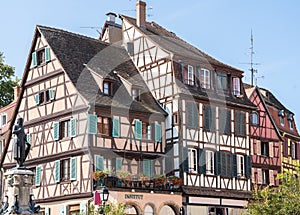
[125,194,143,200]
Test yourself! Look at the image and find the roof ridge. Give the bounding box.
[119,15,243,72]
[37,25,107,45]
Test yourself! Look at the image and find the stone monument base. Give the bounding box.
[0,168,39,214]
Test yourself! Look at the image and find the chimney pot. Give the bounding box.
[13,86,20,101]
[136,1,146,29]
[106,12,117,23]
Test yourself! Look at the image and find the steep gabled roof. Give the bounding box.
[120,15,243,73]
[257,87,300,138]
[38,25,167,115]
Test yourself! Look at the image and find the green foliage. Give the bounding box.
[85,202,126,215]
[0,52,19,107]
[247,168,300,215]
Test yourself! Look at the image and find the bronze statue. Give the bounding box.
[13,118,30,168]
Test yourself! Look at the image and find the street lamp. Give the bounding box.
[98,187,109,214]
[100,187,109,202]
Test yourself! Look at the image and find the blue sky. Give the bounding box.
[1,0,300,126]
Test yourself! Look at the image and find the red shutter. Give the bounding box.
[297,143,300,159]
[283,139,288,158]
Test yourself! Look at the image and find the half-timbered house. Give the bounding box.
[0,86,19,196]
[101,1,256,214]
[245,85,282,187]
[252,87,300,175]
[0,25,184,215]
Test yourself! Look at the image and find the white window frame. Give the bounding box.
[201,69,210,89]
[132,88,140,101]
[237,154,245,177]
[0,113,7,127]
[262,169,269,185]
[291,142,296,159]
[188,148,197,173]
[187,65,194,85]
[251,112,259,126]
[279,116,285,126]
[232,77,241,96]
[206,150,215,175]
[289,120,294,130]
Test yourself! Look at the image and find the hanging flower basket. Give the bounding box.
[153,175,166,187]
[168,175,183,187]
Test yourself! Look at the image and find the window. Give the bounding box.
[144,204,155,215]
[69,204,80,215]
[188,148,197,173]
[61,121,69,139]
[204,106,216,132]
[262,169,270,185]
[232,77,241,96]
[291,142,297,159]
[53,119,77,141]
[279,116,285,126]
[187,65,194,85]
[142,122,152,140]
[217,73,227,91]
[200,69,210,89]
[37,49,45,65]
[235,111,246,136]
[61,159,70,181]
[289,120,294,130]
[132,88,140,101]
[219,109,231,135]
[206,150,215,175]
[261,142,269,157]
[237,154,245,177]
[0,114,7,127]
[251,112,259,126]
[97,116,111,136]
[186,102,199,129]
[35,88,55,105]
[103,81,112,96]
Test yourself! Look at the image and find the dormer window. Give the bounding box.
[278,110,285,126]
[187,65,194,86]
[232,77,241,96]
[200,69,210,89]
[132,88,140,101]
[0,114,7,127]
[103,81,112,96]
[217,73,227,91]
[288,114,294,130]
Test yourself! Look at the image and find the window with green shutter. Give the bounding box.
[45,47,51,62]
[88,114,98,134]
[143,159,153,177]
[70,157,77,180]
[96,155,104,171]
[53,122,60,141]
[235,112,246,136]
[219,109,231,135]
[245,155,252,179]
[69,118,77,137]
[215,151,222,176]
[32,52,37,67]
[36,165,41,186]
[115,157,122,171]
[204,106,216,132]
[35,93,40,105]
[135,120,142,139]
[154,123,162,142]
[182,147,189,173]
[232,154,237,178]
[186,102,199,129]
[112,117,120,137]
[55,160,60,183]
[48,88,55,101]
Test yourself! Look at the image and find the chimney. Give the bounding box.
[136,1,146,29]
[13,86,20,101]
[106,12,117,23]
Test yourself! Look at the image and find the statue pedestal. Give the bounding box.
[3,168,35,214]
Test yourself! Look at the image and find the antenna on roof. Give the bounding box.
[80,27,101,36]
[240,30,260,86]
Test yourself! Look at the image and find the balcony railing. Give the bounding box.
[93,176,182,192]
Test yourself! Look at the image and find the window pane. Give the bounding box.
[217,73,227,90]
[232,77,240,95]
